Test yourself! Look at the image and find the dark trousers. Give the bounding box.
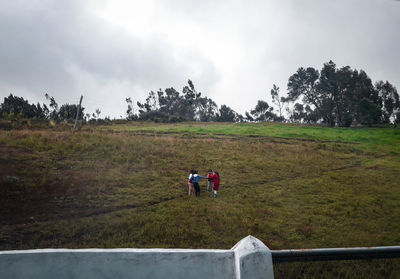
[193,182,200,196]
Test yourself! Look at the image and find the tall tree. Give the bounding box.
[317,61,339,126]
[287,67,320,108]
[45,93,60,120]
[1,94,47,119]
[286,61,392,126]
[270,84,286,121]
[216,105,241,122]
[290,103,306,123]
[248,100,278,122]
[125,97,137,120]
[357,98,382,126]
[197,97,218,122]
[95,109,101,119]
[136,80,220,122]
[375,81,400,123]
[58,104,84,121]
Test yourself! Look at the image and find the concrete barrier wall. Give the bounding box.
[0,235,274,279]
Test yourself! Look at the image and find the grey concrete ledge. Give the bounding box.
[0,235,274,279]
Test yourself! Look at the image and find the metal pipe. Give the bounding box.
[271,246,400,262]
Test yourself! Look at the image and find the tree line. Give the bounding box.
[0,93,106,123]
[286,61,399,126]
[1,61,399,126]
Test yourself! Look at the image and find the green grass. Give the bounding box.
[99,122,400,154]
[0,122,399,250]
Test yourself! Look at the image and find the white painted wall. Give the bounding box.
[0,235,274,279]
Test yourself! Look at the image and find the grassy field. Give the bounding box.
[0,122,399,250]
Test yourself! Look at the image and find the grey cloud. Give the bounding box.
[0,0,219,115]
[0,0,398,117]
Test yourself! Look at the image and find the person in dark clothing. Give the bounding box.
[190,170,206,197]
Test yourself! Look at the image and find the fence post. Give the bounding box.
[73,95,83,134]
[232,235,274,279]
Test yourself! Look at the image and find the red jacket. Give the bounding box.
[212,173,220,186]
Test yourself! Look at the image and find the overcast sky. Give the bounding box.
[1,0,399,118]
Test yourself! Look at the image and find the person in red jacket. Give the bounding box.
[212,171,220,198]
